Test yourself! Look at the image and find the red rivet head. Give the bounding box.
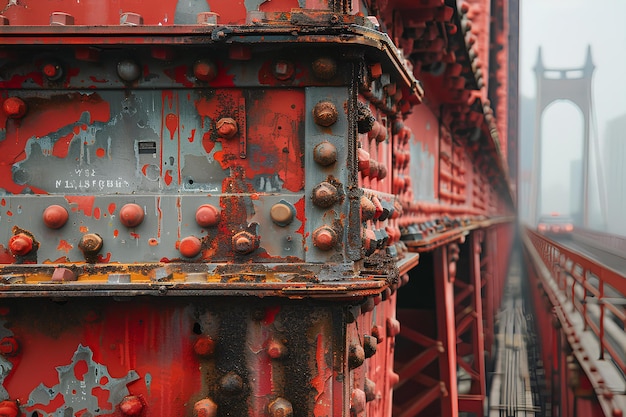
[179,236,202,258]
[193,336,215,357]
[267,338,287,359]
[195,204,220,227]
[0,401,19,417]
[42,63,63,80]
[194,60,217,82]
[312,226,337,251]
[193,398,218,417]
[119,395,143,416]
[119,203,144,227]
[43,205,69,229]
[311,182,338,208]
[9,234,33,256]
[357,148,370,173]
[216,118,238,139]
[3,97,27,119]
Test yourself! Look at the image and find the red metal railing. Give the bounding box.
[527,229,626,372]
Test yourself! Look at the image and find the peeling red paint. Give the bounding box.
[0,246,15,264]
[94,207,101,220]
[0,71,44,88]
[141,164,150,176]
[188,129,196,143]
[96,252,111,263]
[79,226,88,233]
[165,113,179,140]
[130,233,140,239]
[67,196,95,217]
[113,229,119,238]
[164,170,173,186]
[0,93,110,194]
[108,203,116,215]
[56,240,73,253]
[6,211,12,217]
[294,197,306,236]
[0,199,5,206]
[89,76,107,83]
[201,131,215,154]
[312,333,332,416]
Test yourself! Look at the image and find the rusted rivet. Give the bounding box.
[52,267,77,282]
[368,121,381,140]
[312,226,337,251]
[311,181,338,208]
[311,57,337,80]
[120,395,143,416]
[220,372,243,394]
[268,397,293,417]
[120,12,144,26]
[3,97,27,119]
[0,337,19,356]
[267,338,287,359]
[232,231,257,254]
[363,335,377,358]
[376,126,388,142]
[50,12,74,26]
[313,141,337,166]
[193,398,218,417]
[216,117,238,139]
[371,325,383,344]
[119,203,145,227]
[117,59,141,82]
[273,60,295,80]
[79,233,103,255]
[196,204,221,227]
[313,101,338,127]
[386,317,400,336]
[194,60,217,82]
[378,164,388,180]
[9,234,33,256]
[360,196,376,221]
[194,336,215,357]
[369,160,379,179]
[179,236,202,258]
[270,202,295,226]
[364,378,376,402]
[357,147,370,173]
[43,205,69,229]
[348,344,365,369]
[0,401,18,417]
[350,389,366,414]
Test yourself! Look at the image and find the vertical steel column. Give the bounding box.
[434,245,459,416]
[458,231,487,414]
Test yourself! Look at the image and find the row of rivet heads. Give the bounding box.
[390,121,413,196]
[356,101,390,192]
[0,48,339,87]
[0,11,220,26]
[348,294,403,414]
[6,200,296,260]
[360,63,403,115]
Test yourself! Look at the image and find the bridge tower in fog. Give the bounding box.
[529,46,595,227]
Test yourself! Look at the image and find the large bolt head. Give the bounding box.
[3,97,27,119]
[313,141,337,166]
[216,118,238,139]
[312,101,338,127]
[79,233,104,254]
[311,182,338,208]
[119,203,145,228]
[268,397,293,417]
[232,231,257,254]
[43,205,69,229]
[270,202,295,226]
[312,226,337,251]
[9,234,33,256]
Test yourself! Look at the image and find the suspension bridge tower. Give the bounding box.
[529,46,595,227]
